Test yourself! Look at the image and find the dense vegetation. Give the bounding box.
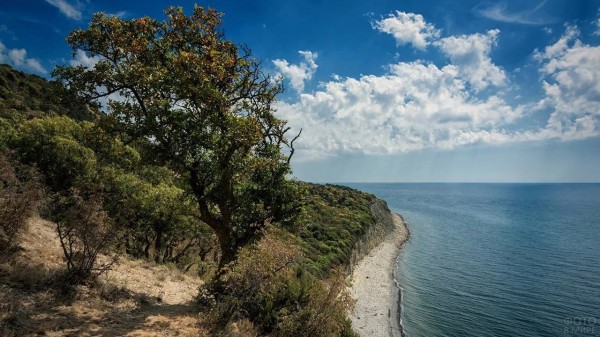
[0,6,390,336]
[0,64,96,121]
[296,184,377,276]
[53,7,301,269]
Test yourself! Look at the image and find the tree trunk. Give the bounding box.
[154,228,163,263]
[217,230,236,269]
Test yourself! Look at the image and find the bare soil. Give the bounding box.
[0,217,209,337]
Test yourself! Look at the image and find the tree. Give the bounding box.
[53,6,300,269]
[11,116,121,283]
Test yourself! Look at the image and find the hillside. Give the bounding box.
[0,60,395,337]
[1,216,204,336]
[0,64,96,121]
[1,189,392,337]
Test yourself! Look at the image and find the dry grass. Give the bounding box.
[0,216,208,336]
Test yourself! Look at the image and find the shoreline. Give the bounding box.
[348,212,410,337]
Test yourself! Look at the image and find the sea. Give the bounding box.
[345,183,600,337]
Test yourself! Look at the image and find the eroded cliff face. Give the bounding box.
[347,198,395,273]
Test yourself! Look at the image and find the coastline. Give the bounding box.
[348,212,410,337]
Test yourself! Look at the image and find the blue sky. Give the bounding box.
[1,0,600,182]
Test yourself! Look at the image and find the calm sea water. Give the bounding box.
[346,183,600,337]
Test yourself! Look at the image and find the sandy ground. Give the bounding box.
[348,213,410,337]
[0,217,207,337]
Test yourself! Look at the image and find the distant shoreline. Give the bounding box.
[348,212,410,337]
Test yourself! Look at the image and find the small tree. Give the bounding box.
[54,6,300,268]
[12,116,120,283]
[47,189,119,282]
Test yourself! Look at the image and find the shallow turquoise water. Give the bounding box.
[346,183,600,337]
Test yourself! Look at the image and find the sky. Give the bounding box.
[1,0,600,182]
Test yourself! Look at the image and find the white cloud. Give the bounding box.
[473,1,555,25]
[70,49,101,68]
[535,26,600,140]
[0,41,47,74]
[107,11,128,18]
[374,12,506,92]
[534,25,579,59]
[45,0,82,20]
[434,29,507,92]
[272,50,318,93]
[373,11,440,50]
[275,20,600,161]
[276,61,524,161]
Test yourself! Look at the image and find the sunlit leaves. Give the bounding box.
[54,6,299,266]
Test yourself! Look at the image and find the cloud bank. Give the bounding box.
[274,13,600,161]
[434,29,506,92]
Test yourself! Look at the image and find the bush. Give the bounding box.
[11,116,215,271]
[209,230,356,337]
[45,189,119,284]
[0,152,40,253]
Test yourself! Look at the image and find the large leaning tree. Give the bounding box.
[53,6,301,268]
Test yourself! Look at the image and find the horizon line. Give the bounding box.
[310,181,600,184]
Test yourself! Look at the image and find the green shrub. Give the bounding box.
[209,230,355,337]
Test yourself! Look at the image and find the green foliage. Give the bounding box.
[8,115,215,277]
[0,63,97,121]
[102,166,213,266]
[295,183,377,276]
[12,116,98,191]
[209,230,356,337]
[53,6,301,266]
[0,118,16,151]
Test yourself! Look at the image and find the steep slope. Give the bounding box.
[0,63,96,121]
[0,217,205,337]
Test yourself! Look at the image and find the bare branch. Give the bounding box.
[287,128,302,165]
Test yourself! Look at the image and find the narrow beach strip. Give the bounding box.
[349,213,410,337]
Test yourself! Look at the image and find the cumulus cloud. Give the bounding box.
[374,11,506,91]
[45,0,82,20]
[274,18,600,161]
[276,61,524,161]
[434,29,507,92]
[0,41,47,74]
[373,11,440,50]
[535,26,600,140]
[272,50,318,93]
